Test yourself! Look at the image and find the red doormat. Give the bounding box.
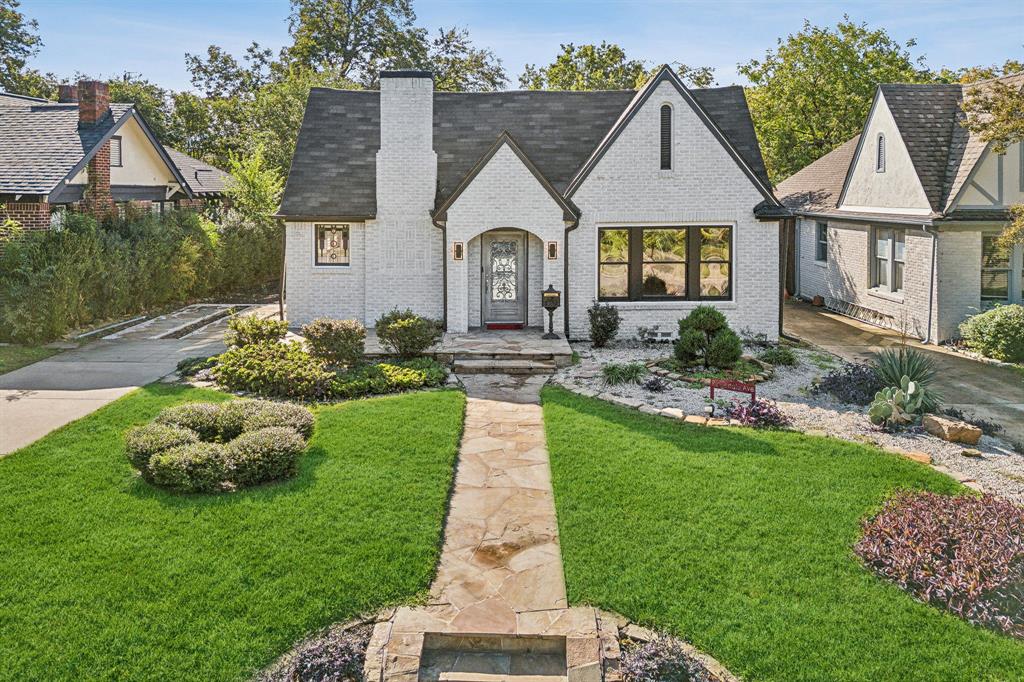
[485,323,524,330]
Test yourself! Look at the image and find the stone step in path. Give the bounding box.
[453,358,558,375]
[365,380,619,681]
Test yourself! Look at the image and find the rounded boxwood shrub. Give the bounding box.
[242,401,316,440]
[216,399,270,441]
[375,309,442,358]
[124,423,198,475]
[224,426,306,486]
[674,305,741,369]
[225,315,289,348]
[959,304,1024,363]
[301,318,366,367]
[155,402,222,441]
[149,442,228,493]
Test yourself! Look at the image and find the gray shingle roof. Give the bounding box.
[0,102,133,194]
[776,135,860,211]
[165,147,231,196]
[878,83,962,212]
[279,84,772,219]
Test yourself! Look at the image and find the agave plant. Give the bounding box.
[872,348,941,411]
[868,375,926,427]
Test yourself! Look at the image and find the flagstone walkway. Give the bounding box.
[366,378,616,681]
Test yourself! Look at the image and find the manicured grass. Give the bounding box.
[0,343,58,375]
[541,386,1024,681]
[0,385,465,681]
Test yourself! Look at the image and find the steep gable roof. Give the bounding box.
[876,83,962,212]
[776,135,860,211]
[278,71,775,220]
[0,101,195,199]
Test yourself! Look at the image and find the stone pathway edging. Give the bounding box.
[549,377,988,494]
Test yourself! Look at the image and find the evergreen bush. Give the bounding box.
[673,305,742,369]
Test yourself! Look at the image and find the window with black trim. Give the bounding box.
[981,235,1010,304]
[815,222,828,262]
[872,227,904,294]
[598,226,732,301]
[660,105,672,170]
[110,136,122,167]
[875,133,885,173]
[315,224,350,266]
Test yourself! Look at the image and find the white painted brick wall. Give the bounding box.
[794,218,988,342]
[445,143,567,333]
[568,80,780,340]
[285,221,366,327]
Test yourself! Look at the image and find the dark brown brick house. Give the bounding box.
[0,81,230,230]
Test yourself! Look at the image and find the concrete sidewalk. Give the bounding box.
[784,300,1024,445]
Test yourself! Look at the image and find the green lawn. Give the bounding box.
[0,343,58,375]
[0,385,465,681]
[541,386,1024,682]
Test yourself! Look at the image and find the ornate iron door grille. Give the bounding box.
[490,240,518,301]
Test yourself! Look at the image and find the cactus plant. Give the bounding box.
[868,375,926,427]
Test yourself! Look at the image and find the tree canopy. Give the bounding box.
[0,0,50,97]
[520,42,714,90]
[738,16,933,183]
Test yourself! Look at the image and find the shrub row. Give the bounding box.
[0,210,281,343]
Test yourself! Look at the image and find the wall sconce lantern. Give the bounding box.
[451,241,464,261]
[546,241,559,260]
[541,284,561,339]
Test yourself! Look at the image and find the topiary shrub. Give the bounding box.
[959,304,1024,363]
[375,309,442,358]
[149,442,228,493]
[224,427,306,487]
[155,402,222,441]
[622,637,701,682]
[213,341,335,400]
[855,491,1024,637]
[674,305,741,369]
[301,318,366,367]
[587,301,620,348]
[124,423,198,476]
[225,315,289,348]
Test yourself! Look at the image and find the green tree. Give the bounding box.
[738,17,931,183]
[933,59,1024,84]
[415,27,506,92]
[521,42,714,91]
[0,0,51,97]
[285,0,420,84]
[106,73,177,146]
[184,43,273,99]
[225,145,284,223]
[962,73,1024,248]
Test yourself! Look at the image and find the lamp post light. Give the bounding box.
[541,285,561,339]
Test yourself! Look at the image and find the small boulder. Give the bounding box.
[922,414,983,445]
[961,448,983,458]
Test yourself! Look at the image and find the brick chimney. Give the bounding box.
[76,80,115,218]
[77,80,110,125]
[57,84,78,103]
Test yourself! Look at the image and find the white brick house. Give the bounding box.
[278,67,785,340]
[779,74,1024,343]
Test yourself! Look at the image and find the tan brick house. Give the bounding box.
[0,81,229,230]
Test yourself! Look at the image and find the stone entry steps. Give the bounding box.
[453,357,558,375]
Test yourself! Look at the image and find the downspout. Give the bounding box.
[278,222,287,322]
[563,216,580,338]
[432,215,448,331]
[922,223,938,344]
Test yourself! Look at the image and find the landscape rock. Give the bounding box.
[961,448,983,458]
[922,415,983,445]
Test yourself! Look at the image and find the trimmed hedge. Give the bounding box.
[225,315,289,349]
[959,304,1024,363]
[212,341,335,400]
[224,427,306,487]
[126,400,314,493]
[149,442,228,493]
[124,423,198,475]
[375,309,442,358]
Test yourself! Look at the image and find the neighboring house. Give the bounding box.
[277,66,785,340]
[0,80,230,230]
[778,74,1024,343]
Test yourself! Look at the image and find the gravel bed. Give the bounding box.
[555,341,1024,504]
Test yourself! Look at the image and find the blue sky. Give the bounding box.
[23,0,1024,91]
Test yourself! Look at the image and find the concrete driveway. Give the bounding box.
[784,300,1024,445]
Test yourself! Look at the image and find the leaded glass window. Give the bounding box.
[315,224,350,266]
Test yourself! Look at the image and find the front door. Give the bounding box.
[482,230,527,328]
